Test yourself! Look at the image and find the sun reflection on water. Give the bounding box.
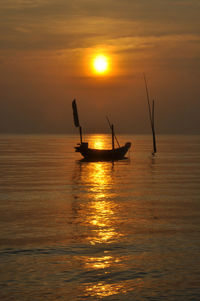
[79,161,123,245]
[89,162,111,200]
[84,281,133,298]
[72,137,130,298]
[93,140,104,149]
[85,282,124,297]
[84,255,113,269]
[88,134,111,150]
[79,160,127,297]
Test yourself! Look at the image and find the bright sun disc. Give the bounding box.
[93,55,108,74]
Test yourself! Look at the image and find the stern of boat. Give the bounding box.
[75,142,88,153]
[125,142,131,150]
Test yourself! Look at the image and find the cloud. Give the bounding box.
[0,0,200,134]
[0,0,199,52]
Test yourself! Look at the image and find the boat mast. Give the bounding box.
[72,99,83,144]
[143,74,157,154]
[106,116,120,148]
[111,124,115,150]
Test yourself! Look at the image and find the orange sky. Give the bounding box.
[0,0,200,133]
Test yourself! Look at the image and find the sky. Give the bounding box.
[0,0,200,134]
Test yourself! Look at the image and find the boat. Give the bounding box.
[72,99,131,161]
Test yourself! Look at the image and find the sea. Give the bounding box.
[0,134,200,301]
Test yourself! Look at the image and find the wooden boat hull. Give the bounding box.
[75,142,131,161]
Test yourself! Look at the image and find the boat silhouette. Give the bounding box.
[72,99,131,161]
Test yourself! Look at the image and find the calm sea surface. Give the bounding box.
[0,134,200,301]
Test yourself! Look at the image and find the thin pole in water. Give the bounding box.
[143,74,157,154]
[152,99,157,153]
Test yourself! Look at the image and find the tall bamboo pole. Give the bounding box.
[152,100,157,153]
[143,74,157,154]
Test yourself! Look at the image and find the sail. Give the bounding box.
[72,99,80,127]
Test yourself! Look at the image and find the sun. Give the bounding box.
[93,55,109,75]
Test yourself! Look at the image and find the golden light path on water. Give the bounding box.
[86,162,121,244]
[73,135,133,298]
[93,139,105,150]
